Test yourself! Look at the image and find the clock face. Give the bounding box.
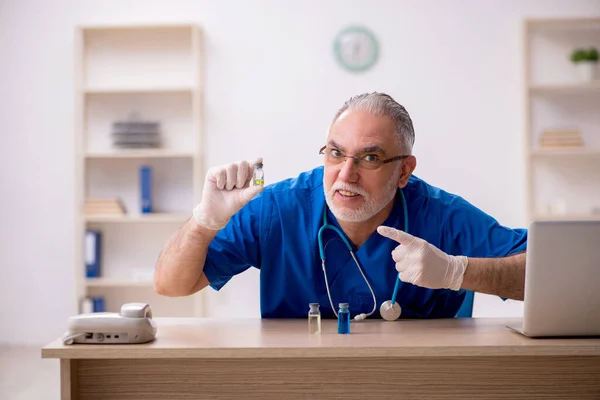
[333,26,379,72]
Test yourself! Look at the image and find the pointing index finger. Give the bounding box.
[377,225,418,246]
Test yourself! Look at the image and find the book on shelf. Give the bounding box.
[85,229,101,278]
[538,128,584,148]
[140,166,153,214]
[84,197,127,216]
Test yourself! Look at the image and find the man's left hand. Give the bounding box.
[377,226,468,291]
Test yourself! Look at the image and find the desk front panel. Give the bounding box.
[68,355,600,399]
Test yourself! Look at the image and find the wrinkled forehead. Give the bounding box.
[327,109,401,154]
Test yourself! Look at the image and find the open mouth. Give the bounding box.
[336,190,360,198]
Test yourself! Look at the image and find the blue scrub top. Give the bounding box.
[203,166,527,319]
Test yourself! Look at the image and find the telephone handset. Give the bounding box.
[62,302,157,345]
[120,302,153,318]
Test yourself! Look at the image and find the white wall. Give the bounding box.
[1,0,599,344]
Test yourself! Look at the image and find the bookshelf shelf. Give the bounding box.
[75,23,205,317]
[533,213,600,221]
[526,17,600,29]
[85,278,154,288]
[529,81,600,94]
[84,213,190,224]
[85,150,196,159]
[530,148,600,157]
[84,86,196,95]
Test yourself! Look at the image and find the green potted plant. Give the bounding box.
[570,47,598,81]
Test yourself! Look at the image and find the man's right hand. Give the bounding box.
[192,158,264,230]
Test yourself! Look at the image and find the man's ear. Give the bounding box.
[397,155,417,188]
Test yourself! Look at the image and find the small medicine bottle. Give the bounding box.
[308,303,321,334]
[253,162,264,186]
[337,303,350,334]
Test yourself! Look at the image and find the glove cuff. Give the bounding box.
[192,204,228,231]
[448,255,469,291]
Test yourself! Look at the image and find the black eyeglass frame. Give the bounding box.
[318,145,410,168]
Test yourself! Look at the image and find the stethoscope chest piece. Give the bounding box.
[380,300,401,321]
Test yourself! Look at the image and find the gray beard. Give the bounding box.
[323,181,399,223]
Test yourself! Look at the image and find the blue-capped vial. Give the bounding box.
[337,303,350,334]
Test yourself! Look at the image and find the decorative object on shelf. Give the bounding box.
[84,197,127,216]
[111,112,162,149]
[85,229,102,278]
[132,268,155,282]
[81,297,94,314]
[333,25,379,72]
[139,165,153,214]
[570,47,598,82]
[543,199,567,216]
[538,128,583,149]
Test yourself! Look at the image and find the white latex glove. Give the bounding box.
[192,158,264,230]
[377,226,468,291]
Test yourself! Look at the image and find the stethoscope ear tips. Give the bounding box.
[353,313,368,322]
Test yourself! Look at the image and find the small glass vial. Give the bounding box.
[337,303,350,334]
[308,303,321,334]
[253,162,264,186]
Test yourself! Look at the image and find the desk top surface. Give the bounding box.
[42,317,600,359]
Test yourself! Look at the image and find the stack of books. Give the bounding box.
[538,128,583,149]
[111,114,161,149]
[84,198,127,216]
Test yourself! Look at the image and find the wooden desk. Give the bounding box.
[42,318,600,399]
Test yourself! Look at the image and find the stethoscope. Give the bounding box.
[318,188,408,322]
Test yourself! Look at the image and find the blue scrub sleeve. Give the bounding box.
[442,196,528,258]
[202,193,266,291]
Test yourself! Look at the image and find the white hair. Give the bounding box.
[331,92,415,154]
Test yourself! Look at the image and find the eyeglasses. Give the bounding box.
[319,146,409,170]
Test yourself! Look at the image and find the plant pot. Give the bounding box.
[574,61,598,82]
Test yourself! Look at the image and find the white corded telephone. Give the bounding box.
[62,303,157,345]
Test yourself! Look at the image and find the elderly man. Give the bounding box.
[154,92,527,320]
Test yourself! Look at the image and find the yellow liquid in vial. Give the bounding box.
[253,179,264,186]
[308,314,321,334]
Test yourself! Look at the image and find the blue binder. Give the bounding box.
[85,230,101,278]
[140,165,153,213]
[93,296,105,313]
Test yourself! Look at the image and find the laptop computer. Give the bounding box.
[506,219,600,338]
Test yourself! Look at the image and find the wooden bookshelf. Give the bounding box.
[524,18,600,222]
[74,24,205,317]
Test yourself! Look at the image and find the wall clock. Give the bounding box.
[333,26,379,72]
